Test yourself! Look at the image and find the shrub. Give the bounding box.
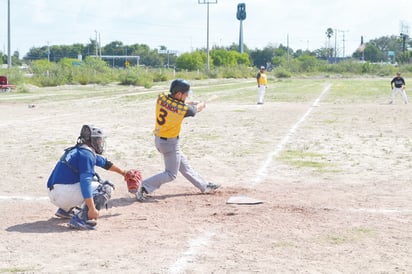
[275,67,292,78]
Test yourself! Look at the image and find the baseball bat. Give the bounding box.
[189,94,219,106]
[205,94,219,103]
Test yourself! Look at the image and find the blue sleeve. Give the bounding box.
[95,155,107,168]
[78,149,97,199]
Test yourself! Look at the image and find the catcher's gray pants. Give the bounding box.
[142,136,208,194]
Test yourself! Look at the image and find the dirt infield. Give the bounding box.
[1,79,411,273]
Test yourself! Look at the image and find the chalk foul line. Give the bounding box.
[253,83,332,185]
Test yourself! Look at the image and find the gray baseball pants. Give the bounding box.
[141,136,208,193]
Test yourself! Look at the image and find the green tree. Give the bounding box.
[297,54,319,72]
[362,44,385,62]
[176,51,206,71]
[210,49,250,66]
[396,51,411,64]
[313,48,330,59]
[352,35,405,63]
[250,45,276,68]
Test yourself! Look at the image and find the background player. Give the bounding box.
[256,66,268,104]
[390,72,408,104]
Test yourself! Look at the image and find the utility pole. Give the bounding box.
[98,32,101,57]
[400,21,410,53]
[334,29,337,63]
[198,0,218,72]
[95,30,98,57]
[334,29,349,59]
[341,30,348,57]
[7,0,11,68]
[287,34,290,67]
[47,41,50,62]
[361,36,365,61]
[158,49,178,68]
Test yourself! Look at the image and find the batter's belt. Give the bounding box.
[159,136,179,140]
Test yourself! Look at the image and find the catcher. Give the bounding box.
[47,124,142,230]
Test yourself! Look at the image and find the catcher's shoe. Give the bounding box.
[203,182,221,193]
[55,208,74,219]
[69,215,96,230]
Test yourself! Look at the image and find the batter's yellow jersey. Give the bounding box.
[153,93,195,138]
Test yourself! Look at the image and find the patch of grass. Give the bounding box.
[199,134,221,141]
[323,119,338,124]
[121,92,157,102]
[325,78,390,103]
[272,241,296,248]
[326,227,375,245]
[278,149,335,172]
[43,140,71,147]
[279,150,321,159]
[0,267,36,273]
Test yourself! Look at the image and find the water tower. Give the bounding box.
[236,3,246,53]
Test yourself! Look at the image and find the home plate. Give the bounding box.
[226,196,263,205]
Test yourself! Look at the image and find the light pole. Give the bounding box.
[47,41,50,62]
[7,0,11,68]
[198,0,217,72]
[158,49,178,68]
[95,30,98,57]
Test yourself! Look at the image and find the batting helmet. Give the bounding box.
[169,79,191,95]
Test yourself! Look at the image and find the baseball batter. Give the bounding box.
[136,79,220,201]
[390,72,408,104]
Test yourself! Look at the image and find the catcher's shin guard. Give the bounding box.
[78,180,115,221]
[94,180,115,210]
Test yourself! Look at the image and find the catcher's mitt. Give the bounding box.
[124,169,142,194]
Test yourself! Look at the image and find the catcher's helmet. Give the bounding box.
[78,124,106,154]
[169,79,191,95]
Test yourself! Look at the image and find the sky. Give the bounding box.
[1,0,412,58]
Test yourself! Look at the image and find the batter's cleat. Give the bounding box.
[203,182,221,193]
[69,215,96,230]
[135,187,148,202]
[55,208,74,219]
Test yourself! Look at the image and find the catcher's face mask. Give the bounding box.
[80,124,106,154]
[91,135,105,155]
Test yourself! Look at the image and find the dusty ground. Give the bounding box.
[0,79,411,273]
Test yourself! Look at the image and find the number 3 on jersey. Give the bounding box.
[157,108,168,125]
